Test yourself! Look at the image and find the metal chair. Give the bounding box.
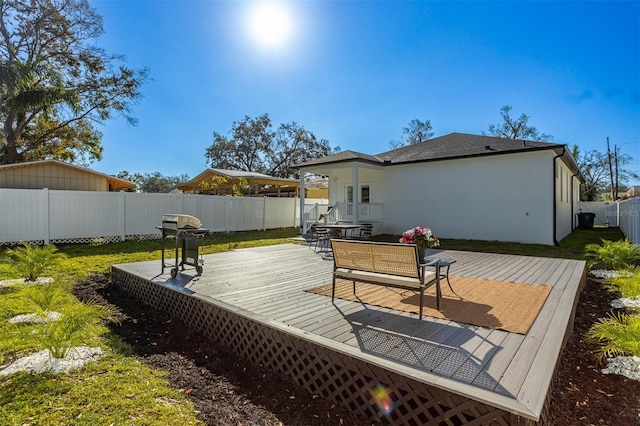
[313,226,332,253]
[350,223,373,240]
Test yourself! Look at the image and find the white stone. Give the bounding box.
[610,298,640,309]
[0,277,54,287]
[589,269,630,279]
[8,311,62,324]
[0,347,104,376]
[601,356,640,381]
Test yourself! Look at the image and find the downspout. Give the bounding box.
[552,147,566,246]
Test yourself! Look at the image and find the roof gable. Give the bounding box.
[177,168,298,193]
[0,159,135,190]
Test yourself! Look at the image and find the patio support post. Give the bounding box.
[352,165,359,224]
[299,172,306,233]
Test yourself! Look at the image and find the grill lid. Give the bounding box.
[162,214,202,229]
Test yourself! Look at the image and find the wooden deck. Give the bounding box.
[112,243,586,425]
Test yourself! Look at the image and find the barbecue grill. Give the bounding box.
[159,214,209,278]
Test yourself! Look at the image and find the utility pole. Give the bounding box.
[606,137,615,200]
[614,145,619,200]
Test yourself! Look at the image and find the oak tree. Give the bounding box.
[389,118,434,149]
[485,105,552,141]
[205,113,331,179]
[0,0,148,165]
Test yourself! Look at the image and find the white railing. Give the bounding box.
[334,202,384,223]
[618,198,640,244]
[302,202,332,233]
[0,188,325,245]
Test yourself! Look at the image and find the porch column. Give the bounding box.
[299,172,306,233]
[352,165,359,224]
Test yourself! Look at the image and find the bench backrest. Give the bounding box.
[331,239,420,278]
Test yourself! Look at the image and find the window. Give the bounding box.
[361,185,370,203]
[345,184,370,203]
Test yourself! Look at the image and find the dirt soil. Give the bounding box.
[73,274,639,426]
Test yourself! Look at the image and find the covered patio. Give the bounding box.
[112,243,585,424]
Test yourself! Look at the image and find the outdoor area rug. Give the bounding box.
[305,276,552,334]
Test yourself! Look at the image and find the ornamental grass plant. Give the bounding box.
[2,243,60,282]
[584,238,640,270]
[604,266,640,300]
[585,313,640,360]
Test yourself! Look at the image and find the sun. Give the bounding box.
[248,2,293,49]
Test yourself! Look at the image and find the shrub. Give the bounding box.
[3,243,60,281]
[584,239,640,270]
[34,297,120,359]
[585,313,640,360]
[604,266,640,299]
[23,284,69,315]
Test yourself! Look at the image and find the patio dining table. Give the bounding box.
[317,223,364,239]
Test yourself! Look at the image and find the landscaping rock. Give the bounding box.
[8,311,62,324]
[0,346,103,376]
[0,277,54,287]
[611,297,640,309]
[602,356,640,381]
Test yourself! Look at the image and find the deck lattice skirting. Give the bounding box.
[112,266,562,425]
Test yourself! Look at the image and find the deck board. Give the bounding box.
[112,242,585,423]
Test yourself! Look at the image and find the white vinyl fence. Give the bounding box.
[618,198,640,244]
[0,188,318,245]
[579,200,640,244]
[578,201,619,227]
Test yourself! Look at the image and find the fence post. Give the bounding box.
[225,197,231,233]
[42,188,50,245]
[262,197,267,231]
[119,191,126,241]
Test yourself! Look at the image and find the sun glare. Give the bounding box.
[248,2,293,49]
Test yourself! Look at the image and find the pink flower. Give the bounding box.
[399,226,440,248]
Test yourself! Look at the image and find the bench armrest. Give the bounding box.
[421,258,439,266]
[421,259,440,278]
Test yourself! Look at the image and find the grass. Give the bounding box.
[0,228,299,426]
[0,226,633,424]
[374,226,626,260]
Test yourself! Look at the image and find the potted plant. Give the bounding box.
[399,226,440,259]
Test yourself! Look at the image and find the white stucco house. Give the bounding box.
[295,133,584,246]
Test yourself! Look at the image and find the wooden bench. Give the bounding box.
[330,239,441,319]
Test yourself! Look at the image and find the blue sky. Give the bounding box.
[90,0,640,185]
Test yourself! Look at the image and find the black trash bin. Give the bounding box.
[577,212,596,229]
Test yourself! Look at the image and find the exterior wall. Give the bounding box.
[0,163,107,191]
[376,151,556,245]
[555,158,580,242]
[328,166,386,205]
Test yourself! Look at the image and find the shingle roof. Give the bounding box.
[377,132,562,164]
[295,133,564,168]
[294,150,384,167]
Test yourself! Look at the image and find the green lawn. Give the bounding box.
[374,226,625,260]
[0,226,629,424]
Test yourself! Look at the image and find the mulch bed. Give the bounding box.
[73,274,639,426]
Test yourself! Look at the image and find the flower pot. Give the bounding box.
[418,246,426,261]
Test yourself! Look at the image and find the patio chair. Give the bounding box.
[301,227,317,249]
[313,226,332,253]
[350,223,373,240]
